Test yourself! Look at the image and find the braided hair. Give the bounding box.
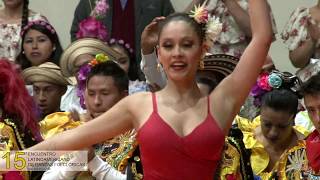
[21,0,29,28]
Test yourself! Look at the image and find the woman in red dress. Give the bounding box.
[24,0,273,179]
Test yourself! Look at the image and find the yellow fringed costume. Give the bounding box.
[0,120,35,180]
[220,116,310,180]
[39,112,138,176]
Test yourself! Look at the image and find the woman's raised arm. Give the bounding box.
[210,0,273,132]
[28,93,147,151]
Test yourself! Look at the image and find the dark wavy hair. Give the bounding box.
[87,61,129,92]
[0,60,42,142]
[77,60,129,109]
[158,12,206,44]
[301,73,320,96]
[16,21,63,70]
[261,89,299,116]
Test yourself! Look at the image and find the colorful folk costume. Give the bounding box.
[219,125,254,180]
[219,116,310,180]
[276,130,320,179]
[40,54,139,179]
[0,60,43,180]
[40,112,139,179]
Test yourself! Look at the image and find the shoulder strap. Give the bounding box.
[151,93,158,113]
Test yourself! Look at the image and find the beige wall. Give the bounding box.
[27,0,317,73]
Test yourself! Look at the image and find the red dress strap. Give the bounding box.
[151,93,158,113]
[207,96,211,114]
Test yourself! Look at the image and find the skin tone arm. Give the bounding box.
[289,38,315,68]
[289,22,320,68]
[210,0,273,133]
[26,93,146,151]
[289,3,320,68]
[222,0,252,37]
[141,17,165,55]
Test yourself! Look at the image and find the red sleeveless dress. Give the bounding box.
[137,93,225,180]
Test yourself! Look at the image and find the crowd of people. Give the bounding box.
[0,0,319,179]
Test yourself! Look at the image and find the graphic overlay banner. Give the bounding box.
[0,151,88,171]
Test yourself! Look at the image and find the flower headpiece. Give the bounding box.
[76,0,109,41]
[250,70,302,107]
[109,38,134,54]
[77,53,110,109]
[21,20,56,36]
[189,1,222,49]
[91,0,109,19]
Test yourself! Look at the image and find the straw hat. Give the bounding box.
[199,54,239,82]
[22,62,72,86]
[60,38,123,77]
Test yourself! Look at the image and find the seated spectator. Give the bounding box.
[40,58,134,179]
[59,38,122,112]
[281,3,320,68]
[22,62,71,120]
[108,38,148,94]
[220,71,309,179]
[15,20,63,70]
[0,0,46,61]
[274,73,320,179]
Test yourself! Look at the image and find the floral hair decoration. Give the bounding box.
[21,20,56,36]
[189,0,222,49]
[76,0,109,41]
[77,53,110,109]
[109,38,134,54]
[250,70,302,107]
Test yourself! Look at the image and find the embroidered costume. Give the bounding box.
[220,116,309,179]
[276,130,320,179]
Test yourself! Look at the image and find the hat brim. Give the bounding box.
[22,67,71,86]
[199,54,238,82]
[60,38,123,77]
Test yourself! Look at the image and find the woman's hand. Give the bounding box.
[141,17,165,55]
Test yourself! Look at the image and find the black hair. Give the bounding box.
[109,43,139,81]
[158,12,206,44]
[15,23,63,70]
[301,73,320,96]
[21,0,29,28]
[261,89,299,116]
[86,61,129,92]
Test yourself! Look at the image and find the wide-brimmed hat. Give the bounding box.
[22,62,72,86]
[60,38,123,77]
[198,54,239,82]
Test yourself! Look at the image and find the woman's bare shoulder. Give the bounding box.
[125,92,153,111]
[125,92,154,127]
